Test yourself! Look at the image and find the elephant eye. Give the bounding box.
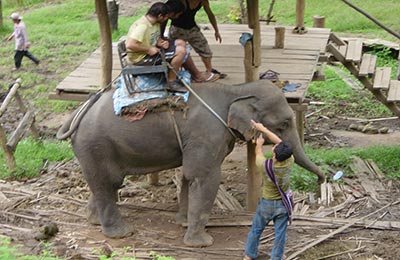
[278,120,290,131]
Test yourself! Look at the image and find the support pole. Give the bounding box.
[341,0,400,40]
[95,0,113,89]
[293,0,307,34]
[397,51,400,81]
[244,0,262,212]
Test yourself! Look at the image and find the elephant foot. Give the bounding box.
[102,222,134,238]
[175,212,187,225]
[86,206,101,225]
[183,229,214,247]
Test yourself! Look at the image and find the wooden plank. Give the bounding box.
[359,54,376,76]
[387,80,400,102]
[373,67,392,89]
[329,32,346,46]
[345,39,363,63]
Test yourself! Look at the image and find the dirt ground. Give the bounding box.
[0,100,400,260]
[1,1,400,259]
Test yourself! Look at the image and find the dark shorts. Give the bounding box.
[169,25,213,58]
[134,39,176,66]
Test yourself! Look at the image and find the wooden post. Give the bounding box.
[244,41,257,82]
[95,0,113,89]
[293,0,307,34]
[274,26,285,49]
[313,15,325,28]
[246,142,262,211]
[107,0,119,31]
[397,51,400,80]
[244,0,262,212]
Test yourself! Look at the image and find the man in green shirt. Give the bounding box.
[126,2,187,90]
[244,120,294,260]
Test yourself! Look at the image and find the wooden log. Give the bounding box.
[0,79,21,117]
[313,15,325,28]
[14,92,40,139]
[287,200,400,259]
[274,26,285,49]
[0,126,16,171]
[7,111,35,152]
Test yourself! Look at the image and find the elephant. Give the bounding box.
[57,79,325,247]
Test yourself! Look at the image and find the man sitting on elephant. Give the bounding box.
[126,2,210,91]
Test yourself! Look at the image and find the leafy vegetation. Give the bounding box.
[0,138,74,179]
[291,145,400,191]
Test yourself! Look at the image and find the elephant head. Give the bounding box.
[227,81,325,184]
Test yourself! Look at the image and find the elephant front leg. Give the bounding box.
[183,172,220,247]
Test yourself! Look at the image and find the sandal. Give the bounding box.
[204,72,220,82]
[211,68,227,79]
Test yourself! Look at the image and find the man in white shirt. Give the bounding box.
[7,13,40,70]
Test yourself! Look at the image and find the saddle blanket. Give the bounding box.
[113,70,190,115]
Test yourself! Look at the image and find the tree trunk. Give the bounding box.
[238,0,247,24]
[0,0,3,28]
[95,0,113,89]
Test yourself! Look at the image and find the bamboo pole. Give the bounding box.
[341,0,400,40]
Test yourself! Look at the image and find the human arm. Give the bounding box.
[202,0,222,43]
[254,133,265,157]
[125,38,160,56]
[7,32,15,41]
[251,119,282,145]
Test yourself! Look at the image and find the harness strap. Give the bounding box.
[168,109,183,153]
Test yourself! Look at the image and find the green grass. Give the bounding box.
[291,145,400,191]
[0,137,74,179]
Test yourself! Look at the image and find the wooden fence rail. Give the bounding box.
[0,79,39,171]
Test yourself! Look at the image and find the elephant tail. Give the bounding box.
[56,92,102,140]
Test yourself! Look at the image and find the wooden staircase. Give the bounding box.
[326,33,400,117]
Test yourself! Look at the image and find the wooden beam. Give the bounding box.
[95,0,113,89]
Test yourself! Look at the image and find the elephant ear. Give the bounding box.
[227,96,259,141]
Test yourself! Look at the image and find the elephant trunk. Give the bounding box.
[288,131,325,184]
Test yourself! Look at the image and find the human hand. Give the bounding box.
[255,133,264,146]
[251,119,266,132]
[157,39,169,49]
[147,47,160,56]
[215,31,222,43]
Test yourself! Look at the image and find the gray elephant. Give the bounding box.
[57,80,325,247]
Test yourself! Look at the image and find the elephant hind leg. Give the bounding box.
[82,164,134,238]
[176,174,189,224]
[87,193,100,225]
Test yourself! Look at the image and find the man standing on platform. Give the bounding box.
[168,0,226,81]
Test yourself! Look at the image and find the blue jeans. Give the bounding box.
[244,198,288,260]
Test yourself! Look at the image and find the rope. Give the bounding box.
[168,109,184,153]
[167,64,238,139]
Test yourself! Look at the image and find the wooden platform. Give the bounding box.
[49,24,331,102]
